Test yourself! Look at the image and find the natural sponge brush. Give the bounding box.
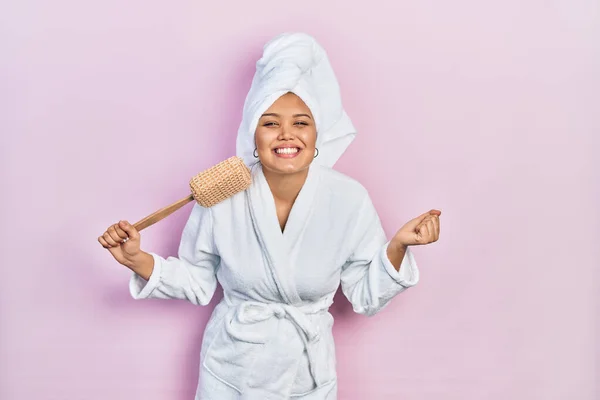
[133,156,251,231]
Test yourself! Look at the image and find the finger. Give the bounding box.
[416,223,429,243]
[421,209,441,218]
[426,220,436,242]
[409,209,441,228]
[113,224,129,240]
[107,226,123,243]
[119,220,140,240]
[98,236,110,248]
[413,211,432,224]
[432,215,440,240]
[405,215,430,232]
[103,231,119,247]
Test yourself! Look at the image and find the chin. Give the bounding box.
[262,157,311,175]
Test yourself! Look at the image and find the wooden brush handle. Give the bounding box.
[133,194,195,232]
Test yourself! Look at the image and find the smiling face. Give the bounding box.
[254,92,317,176]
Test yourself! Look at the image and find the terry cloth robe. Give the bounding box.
[129,162,419,399]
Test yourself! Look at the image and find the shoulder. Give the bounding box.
[207,189,247,215]
[316,165,371,204]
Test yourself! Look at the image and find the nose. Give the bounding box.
[278,123,295,140]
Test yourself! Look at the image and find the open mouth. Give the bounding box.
[274,147,300,154]
[273,147,301,158]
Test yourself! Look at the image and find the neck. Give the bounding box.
[262,166,309,204]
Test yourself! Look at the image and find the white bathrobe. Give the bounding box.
[130,162,419,399]
[129,32,420,399]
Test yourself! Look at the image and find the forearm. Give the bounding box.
[386,241,407,271]
[125,251,155,280]
[342,241,416,316]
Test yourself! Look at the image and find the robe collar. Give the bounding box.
[246,162,321,305]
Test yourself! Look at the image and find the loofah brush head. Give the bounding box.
[189,156,252,207]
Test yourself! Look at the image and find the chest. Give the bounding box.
[211,194,357,301]
[275,199,293,232]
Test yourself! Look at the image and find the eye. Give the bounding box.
[263,122,278,127]
[294,121,309,126]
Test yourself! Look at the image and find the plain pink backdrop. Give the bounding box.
[1,1,598,399]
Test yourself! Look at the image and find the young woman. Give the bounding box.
[99,33,440,399]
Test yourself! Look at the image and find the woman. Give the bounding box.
[99,33,440,399]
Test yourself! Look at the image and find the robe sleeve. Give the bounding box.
[128,203,220,306]
[340,193,419,316]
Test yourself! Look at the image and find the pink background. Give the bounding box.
[2,1,598,399]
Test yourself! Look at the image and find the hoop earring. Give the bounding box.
[253,148,258,158]
[314,148,319,158]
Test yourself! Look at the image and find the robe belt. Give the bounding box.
[226,300,328,385]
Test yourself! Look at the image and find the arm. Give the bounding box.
[386,242,408,271]
[129,203,221,306]
[123,251,154,280]
[340,195,419,317]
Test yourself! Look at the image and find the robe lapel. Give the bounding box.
[246,163,321,306]
[282,164,320,245]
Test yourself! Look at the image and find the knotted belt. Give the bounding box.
[225,300,328,386]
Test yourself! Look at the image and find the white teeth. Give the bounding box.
[275,148,299,154]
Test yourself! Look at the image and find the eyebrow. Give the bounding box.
[260,113,312,119]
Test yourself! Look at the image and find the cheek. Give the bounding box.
[255,129,275,149]
[300,129,317,147]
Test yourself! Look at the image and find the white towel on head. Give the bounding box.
[236,32,356,168]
